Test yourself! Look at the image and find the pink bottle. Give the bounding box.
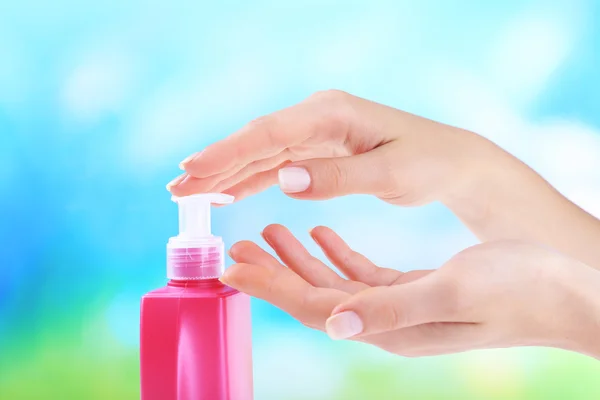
[140,193,253,400]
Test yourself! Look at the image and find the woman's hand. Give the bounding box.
[221,224,600,359]
[168,89,491,206]
[168,90,600,269]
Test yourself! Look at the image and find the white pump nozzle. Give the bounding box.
[171,193,234,241]
[166,193,234,280]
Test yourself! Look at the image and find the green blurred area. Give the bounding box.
[3,335,600,399]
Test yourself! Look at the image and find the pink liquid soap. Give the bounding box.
[140,194,253,400]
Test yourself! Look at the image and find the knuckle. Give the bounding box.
[325,159,347,190]
[319,110,349,142]
[308,89,349,103]
[385,301,403,330]
[306,90,354,142]
[247,115,282,147]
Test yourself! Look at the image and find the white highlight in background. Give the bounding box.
[124,57,272,172]
[485,12,574,107]
[61,49,135,123]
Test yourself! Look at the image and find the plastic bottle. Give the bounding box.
[140,193,253,400]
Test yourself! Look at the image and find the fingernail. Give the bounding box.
[166,173,188,191]
[260,231,275,249]
[179,151,202,170]
[278,167,311,193]
[228,246,237,258]
[228,243,243,259]
[326,311,363,340]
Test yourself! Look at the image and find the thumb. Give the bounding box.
[325,276,457,340]
[278,150,390,200]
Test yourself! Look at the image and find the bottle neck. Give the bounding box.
[166,241,224,280]
[167,278,222,288]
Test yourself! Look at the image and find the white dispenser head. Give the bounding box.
[172,193,234,244]
[166,193,234,280]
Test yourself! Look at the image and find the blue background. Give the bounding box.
[2,0,600,398]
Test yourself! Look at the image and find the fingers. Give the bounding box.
[261,224,367,294]
[227,240,283,270]
[309,226,403,285]
[325,274,459,339]
[179,95,348,179]
[222,168,279,202]
[178,117,292,179]
[170,91,402,200]
[171,153,290,197]
[211,158,290,194]
[277,147,392,200]
[224,241,350,330]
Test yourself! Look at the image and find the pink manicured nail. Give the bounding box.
[326,311,363,340]
[166,173,188,191]
[278,167,311,193]
[179,151,203,170]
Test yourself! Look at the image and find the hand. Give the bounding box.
[169,89,493,206]
[168,90,600,269]
[221,224,600,358]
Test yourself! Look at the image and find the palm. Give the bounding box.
[223,224,477,356]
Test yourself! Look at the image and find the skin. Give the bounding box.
[224,226,600,358]
[168,90,600,358]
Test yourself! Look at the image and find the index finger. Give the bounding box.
[181,102,316,179]
[181,88,361,179]
[221,262,350,331]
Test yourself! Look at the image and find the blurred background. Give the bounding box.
[2,0,600,398]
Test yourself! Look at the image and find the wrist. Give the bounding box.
[439,131,529,228]
[441,133,600,270]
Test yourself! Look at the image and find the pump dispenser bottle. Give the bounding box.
[140,194,253,400]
